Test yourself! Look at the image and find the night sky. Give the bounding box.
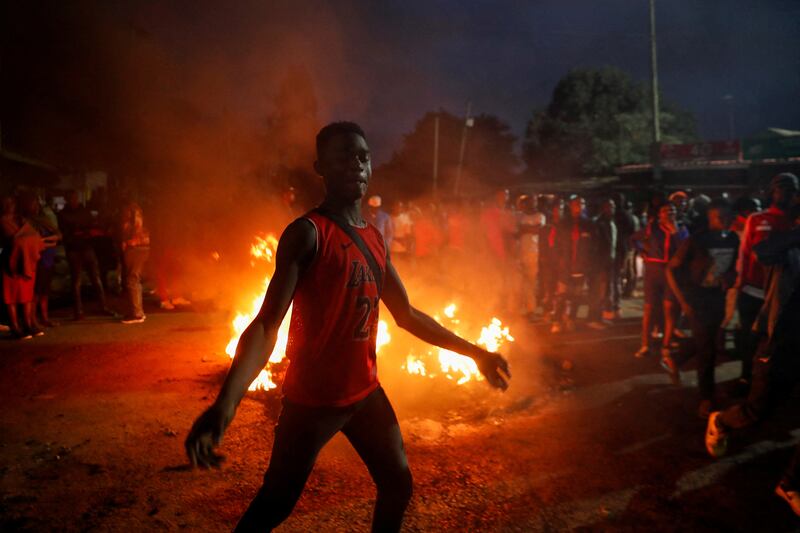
[3,0,799,167]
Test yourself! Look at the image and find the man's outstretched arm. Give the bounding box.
[185,219,316,468]
[381,259,511,390]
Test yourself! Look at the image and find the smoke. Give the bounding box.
[2,1,375,306]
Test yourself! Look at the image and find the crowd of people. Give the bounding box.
[0,188,154,339]
[3,169,799,514]
[365,173,800,514]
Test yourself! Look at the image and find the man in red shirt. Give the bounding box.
[185,122,510,532]
[734,173,798,388]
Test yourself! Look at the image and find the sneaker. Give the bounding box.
[705,411,728,458]
[29,328,45,338]
[634,345,650,359]
[587,321,607,330]
[160,300,176,310]
[171,296,192,306]
[674,329,688,339]
[0,323,10,332]
[651,328,663,340]
[697,399,715,419]
[660,354,681,385]
[11,329,33,340]
[550,322,562,334]
[776,483,800,517]
[601,310,615,321]
[121,315,146,325]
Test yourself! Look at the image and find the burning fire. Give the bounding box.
[401,305,514,385]
[226,233,288,391]
[226,235,513,392]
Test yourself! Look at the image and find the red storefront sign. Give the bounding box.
[660,140,741,163]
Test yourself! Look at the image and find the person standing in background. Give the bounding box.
[19,192,61,328]
[666,199,739,417]
[516,195,545,320]
[481,189,517,314]
[539,196,563,322]
[588,198,617,329]
[118,198,151,324]
[552,195,594,333]
[366,195,394,249]
[1,194,56,339]
[58,190,112,320]
[632,202,689,358]
[615,194,640,302]
[733,174,798,391]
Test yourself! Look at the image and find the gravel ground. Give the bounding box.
[1,299,799,532]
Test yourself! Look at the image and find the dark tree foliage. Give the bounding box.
[374,110,519,199]
[523,67,697,179]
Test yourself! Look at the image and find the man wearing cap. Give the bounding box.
[705,180,800,515]
[366,195,394,249]
[733,172,799,391]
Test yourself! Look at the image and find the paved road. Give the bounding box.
[0,301,798,532]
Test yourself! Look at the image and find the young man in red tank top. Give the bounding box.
[185,122,511,532]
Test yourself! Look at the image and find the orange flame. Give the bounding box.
[227,238,513,393]
[226,233,287,391]
[400,304,514,385]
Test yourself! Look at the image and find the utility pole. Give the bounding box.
[649,0,662,182]
[454,101,473,196]
[432,113,440,199]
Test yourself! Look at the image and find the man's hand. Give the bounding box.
[473,349,511,391]
[185,401,234,469]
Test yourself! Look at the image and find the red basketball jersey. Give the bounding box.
[282,211,387,407]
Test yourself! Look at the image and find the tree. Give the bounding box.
[374,110,520,199]
[523,67,696,178]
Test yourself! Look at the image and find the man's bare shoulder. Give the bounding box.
[277,217,317,266]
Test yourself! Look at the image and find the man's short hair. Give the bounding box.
[316,122,366,157]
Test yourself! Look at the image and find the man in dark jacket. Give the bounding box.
[666,198,739,417]
[614,194,640,300]
[552,195,595,333]
[57,190,112,320]
[588,198,617,328]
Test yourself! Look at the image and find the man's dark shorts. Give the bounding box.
[644,262,677,305]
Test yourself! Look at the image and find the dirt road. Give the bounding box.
[1,304,798,532]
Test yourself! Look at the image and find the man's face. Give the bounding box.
[602,199,616,217]
[672,196,688,213]
[314,132,371,202]
[772,185,798,210]
[658,204,677,225]
[569,198,584,218]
